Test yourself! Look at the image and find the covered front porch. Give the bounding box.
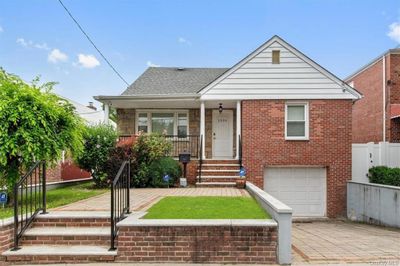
[100,96,242,160]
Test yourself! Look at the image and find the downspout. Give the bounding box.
[383,55,386,142]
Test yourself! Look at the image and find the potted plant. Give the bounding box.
[236,176,246,189]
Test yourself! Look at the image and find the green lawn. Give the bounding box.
[143,196,270,219]
[0,182,107,219]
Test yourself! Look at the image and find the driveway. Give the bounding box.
[292,220,400,264]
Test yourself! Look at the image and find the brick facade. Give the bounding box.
[242,100,353,218]
[117,225,277,264]
[350,52,400,143]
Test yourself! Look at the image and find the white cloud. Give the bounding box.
[48,49,68,63]
[76,54,100,68]
[146,61,160,67]
[388,22,400,43]
[178,37,191,45]
[16,37,50,50]
[16,38,29,47]
[34,42,50,50]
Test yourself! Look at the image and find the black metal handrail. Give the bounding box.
[239,134,243,168]
[110,160,130,250]
[163,135,200,158]
[198,135,203,183]
[13,161,46,250]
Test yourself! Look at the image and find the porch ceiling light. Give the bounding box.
[219,103,223,113]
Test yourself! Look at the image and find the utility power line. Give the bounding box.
[57,0,129,86]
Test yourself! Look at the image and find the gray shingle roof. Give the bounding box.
[121,67,229,96]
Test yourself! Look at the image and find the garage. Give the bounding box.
[264,167,326,217]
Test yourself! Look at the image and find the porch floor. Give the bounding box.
[53,187,249,212]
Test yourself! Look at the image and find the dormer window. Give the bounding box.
[272,50,280,64]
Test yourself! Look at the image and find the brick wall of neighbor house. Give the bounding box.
[46,163,62,183]
[351,59,384,143]
[242,100,352,218]
[117,225,277,264]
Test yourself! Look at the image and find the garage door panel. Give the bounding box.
[264,167,326,217]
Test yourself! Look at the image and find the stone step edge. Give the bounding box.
[198,169,239,172]
[2,245,117,256]
[201,164,240,167]
[24,227,109,236]
[196,176,240,179]
[36,211,110,219]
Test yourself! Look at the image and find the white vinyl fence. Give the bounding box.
[352,142,400,183]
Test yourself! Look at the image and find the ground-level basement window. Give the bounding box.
[285,102,309,140]
[136,110,188,136]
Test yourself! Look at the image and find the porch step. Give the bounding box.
[202,164,240,167]
[21,227,110,246]
[196,182,236,188]
[33,211,111,227]
[2,245,116,263]
[199,169,239,172]
[197,175,239,179]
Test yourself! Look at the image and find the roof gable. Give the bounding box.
[200,35,362,100]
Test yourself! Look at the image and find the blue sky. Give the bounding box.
[1,0,400,107]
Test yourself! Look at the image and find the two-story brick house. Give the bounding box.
[346,49,400,143]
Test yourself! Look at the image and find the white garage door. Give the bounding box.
[264,167,326,217]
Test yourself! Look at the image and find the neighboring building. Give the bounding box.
[345,48,400,143]
[95,35,362,218]
[65,97,116,127]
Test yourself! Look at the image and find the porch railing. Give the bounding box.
[13,161,46,250]
[239,134,243,168]
[163,135,200,158]
[110,160,130,251]
[198,135,203,183]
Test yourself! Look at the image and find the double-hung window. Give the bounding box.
[285,103,309,140]
[136,111,188,137]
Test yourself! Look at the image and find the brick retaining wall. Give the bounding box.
[117,220,277,264]
[0,221,14,262]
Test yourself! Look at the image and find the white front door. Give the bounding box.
[212,110,233,158]
[264,167,327,217]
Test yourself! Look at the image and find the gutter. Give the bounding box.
[94,94,199,103]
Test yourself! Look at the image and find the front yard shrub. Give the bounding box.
[131,133,172,187]
[369,166,400,186]
[103,145,133,182]
[0,68,85,199]
[148,157,181,187]
[75,124,117,188]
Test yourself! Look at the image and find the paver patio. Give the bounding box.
[53,187,249,211]
[51,187,400,265]
[292,221,400,264]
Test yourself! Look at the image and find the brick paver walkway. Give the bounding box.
[54,187,249,211]
[292,221,400,264]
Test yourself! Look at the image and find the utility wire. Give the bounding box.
[57,0,130,86]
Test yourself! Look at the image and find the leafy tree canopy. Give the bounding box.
[0,68,85,191]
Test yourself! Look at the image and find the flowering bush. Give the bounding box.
[131,133,172,187]
[75,124,117,187]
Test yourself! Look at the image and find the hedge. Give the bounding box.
[368,166,400,187]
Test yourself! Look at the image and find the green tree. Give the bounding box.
[75,124,117,187]
[0,69,85,195]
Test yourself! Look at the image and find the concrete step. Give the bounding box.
[196,182,236,188]
[198,169,239,172]
[2,245,116,263]
[202,160,239,164]
[202,164,240,167]
[21,227,110,246]
[33,211,111,227]
[197,175,239,179]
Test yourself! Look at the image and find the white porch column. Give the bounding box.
[200,101,206,159]
[236,100,241,159]
[104,103,110,125]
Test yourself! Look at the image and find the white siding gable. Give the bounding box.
[200,36,361,100]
